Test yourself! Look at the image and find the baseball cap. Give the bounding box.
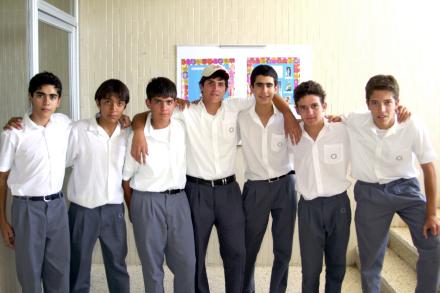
[201,64,229,78]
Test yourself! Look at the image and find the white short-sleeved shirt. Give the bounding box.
[66,118,128,208]
[123,116,187,191]
[344,112,438,184]
[291,120,351,200]
[0,112,71,196]
[173,97,254,180]
[238,103,293,180]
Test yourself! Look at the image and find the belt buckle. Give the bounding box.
[43,194,51,202]
[268,177,280,183]
[222,178,227,185]
[211,180,215,188]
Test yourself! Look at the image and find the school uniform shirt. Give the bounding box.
[66,118,128,209]
[123,116,186,191]
[173,97,254,180]
[0,112,71,196]
[291,120,351,200]
[237,102,293,180]
[344,112,438,184]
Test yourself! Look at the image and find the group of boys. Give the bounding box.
[0,64,439,293]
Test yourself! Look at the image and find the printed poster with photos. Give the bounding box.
[176,45,312,104]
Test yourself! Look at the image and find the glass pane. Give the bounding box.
[0,0,28,126]
[38,20,70,116]
[44,0,73,15]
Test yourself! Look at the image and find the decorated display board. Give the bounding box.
[176,45,312,104]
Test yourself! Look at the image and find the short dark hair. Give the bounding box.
[95,79,130,104]
[146,77,177,100]
[28,71,62,97]
[293,80,326,106]
[250,65,278,86]
[365,75,399,101]
[198,70,229,89]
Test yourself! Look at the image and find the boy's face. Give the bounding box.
[367,90,399,129]
[200,77,227,104]
[250,75,278,106]
[295,94,327,128]
[146,96,175,122]
[29,84,61,120]
[96,94,126,124]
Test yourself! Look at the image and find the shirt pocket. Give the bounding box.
[323,143,344,164]
[271,133,287,152]
[222,112,237,141]
[383,147,412,166]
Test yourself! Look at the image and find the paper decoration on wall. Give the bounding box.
[247,57,301,105]
[176,45,312,104]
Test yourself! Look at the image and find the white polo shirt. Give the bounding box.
[173,97,254,180]
[66,118,128,208]
[291,120,351,200]
[344,112,438,184]
[238,103,293,180]
[0,112,71,196]
[123,116,186,191]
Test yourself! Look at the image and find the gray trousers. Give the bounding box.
[68,202,129,293]
[11,195,70,293]
[354,178,440,293]
[298,191,351,293]
[185,180,246,293]
[130,189,196,293]
[242,174,297,293]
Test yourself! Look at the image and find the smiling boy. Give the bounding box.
[345,75,440,292]
[238,65,296,293]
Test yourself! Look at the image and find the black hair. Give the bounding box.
[365,75,399,101]
[28,71,62,97]
[146,77,177,100]
[250,65,278,86]
[293,80,326,106]
[95,79,130,104]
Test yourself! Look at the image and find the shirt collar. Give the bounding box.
[23,112,53,130]
[365,113,400,136]
[87,116,122,138]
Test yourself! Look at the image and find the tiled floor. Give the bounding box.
[91,264,362,292]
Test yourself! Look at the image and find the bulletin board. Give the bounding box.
[176,45,312,104]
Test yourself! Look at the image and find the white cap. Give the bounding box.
[201,64,229,78]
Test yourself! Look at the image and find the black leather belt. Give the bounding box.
[186,175,236,187]
[252,170,295,183]
[160,189,184,195]
[14,192,63,202]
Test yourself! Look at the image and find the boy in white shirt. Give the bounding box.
[239,65,296,293]
[67,79,130,293]
[0,72,71,293]
[122,77,195,293]
[345,75,440,292]
[292,80,351,293]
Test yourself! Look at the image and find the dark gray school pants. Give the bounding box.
[68,202,129,293]
[185,180,246,293]
[354,178,440,293]
[298,191,351,293]
[130,189,196,293]
[242,174,296,293]
[11,194,70,293]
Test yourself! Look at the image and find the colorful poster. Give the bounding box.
[247,57,300,105]
[180,58,235,101]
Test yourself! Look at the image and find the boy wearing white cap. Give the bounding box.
[130,64,299,293]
